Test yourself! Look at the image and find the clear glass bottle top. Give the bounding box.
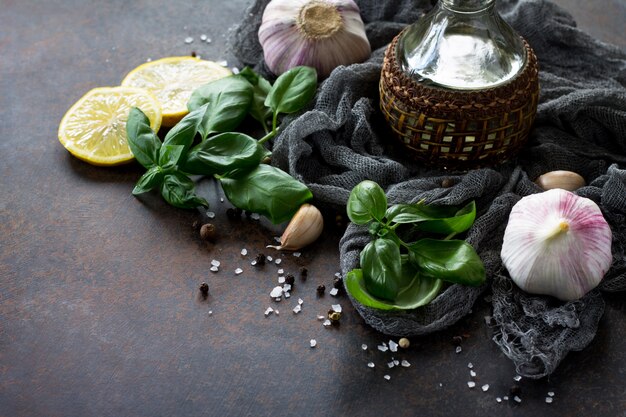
[398,0,526,90]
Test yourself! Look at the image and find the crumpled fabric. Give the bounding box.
[230,0,626,378]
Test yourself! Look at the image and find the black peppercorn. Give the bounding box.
[333,276,343,289]
[317,284,326,295]
[190,51,197,57]
[254,253,266,266]
[199,282,209,297]
[285,274,295,286]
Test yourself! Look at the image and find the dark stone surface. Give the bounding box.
[0,1,624,417]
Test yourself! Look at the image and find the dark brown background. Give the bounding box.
[1,1,625,417]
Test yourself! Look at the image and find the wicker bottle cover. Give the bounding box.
[380,0,539,169]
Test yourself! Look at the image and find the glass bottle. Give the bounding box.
[397,0,526,90]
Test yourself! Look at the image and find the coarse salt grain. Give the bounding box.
[283,284,292,292]
[378,344,388,352]
[310,339,317,348]
[267,256,273,262]
[250,213,260,220]
[264,307,273,316]
[210,266,219,272]
[317,315,325,320]
[514,375,522,381]
[211,260,220,267]
[367,362,375,368]
[467,381,476,389]
[284,292,291,299]
[235,268,243,275]
[548,391,555,397]
[293,305,302,314]
[293,252,301,257]
[455,346,462,354]
[496,397,502,403]
[184,37,194,44]
[275,258,282,265]
[467,362,473,369]
[470,370,476,378]
[384,375,391,381]
[241,248,248,256]
[278,268,284,274]
[323,319,332,327]
[206,211,216,218]
[389,340,398,352]
[514,396,522,403]
[251,260,257,266]
[331,304,342,313]
[208,310,213,315]
[393,359,399,366]
[401,360,411,367]
[270,286,283,298]
[278,276,285,284]
[387,361,395,369]
[545,397,553,404]
[231,67,239,74]
[298,298,304,305]
[503,396,509,401]
[481,384,489,392]
[329,288,339,296]
[361,344,368,351]
[200,34,207,41]
[275,310,279,315]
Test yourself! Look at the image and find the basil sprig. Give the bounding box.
[127,66,318,223]
[345,180,485,310]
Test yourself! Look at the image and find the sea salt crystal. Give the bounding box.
[293,305,302,314]
[282,284,292,292]
[455,346,462,354]
[251,260,257,266]
[184,36,194,44]
[231,67,240,74]
[367,362,375,368]
[481,384,489,392]
[331,304,342,313]
[210,266,219,272]
[329,288,339,296]
[323,319,332,327]
[235,268,243,275]
[293,252,301,257]
[467,362,473,369]
[317,315,325,320]
[545,397,553,404]
[387,361,395,369]
[298,298,304,305]
[250,213,260,220]
[378,344,389,352]
[241,248,248,256]
[496,397,502,403]
[503,396,509,401]
[393,359,399,366]
[275,258,282,265]
[264,307,274,316]
[484,315,492,325]
[218,60,228,67]
[205,38,212,43]
[467,381,476,389]
[278,269,284,274]
[384,375,391,381]
[206,211,216,219]
[275,297,281,302]
[335,272,341,278]
[208,310,213,316]
[220,198,224,202]
[401,360,411,368]
[470,370,476,377]
[211,260,221,267]
[274,236,282,243]
[278,276,285,284]
[274,310,279,315]
[267,256,273,262]
[389,340,398,352]
[513,375,522,382]
[361,344,368,351]
[513,396,522,403]
[310,339,317,348]
[548,391,555,397]
[270,286,283,298]
[200,34,208,41]
[284,292,291,299]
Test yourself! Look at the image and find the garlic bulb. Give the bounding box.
[536,170,586,191]
[501,189,612,301]
[268,203,324,250]
[258,0,371,78]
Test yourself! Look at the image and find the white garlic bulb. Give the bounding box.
[258,0,371,78]
[501,189,612,301]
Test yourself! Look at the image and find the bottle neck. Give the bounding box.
[441,0,495,13]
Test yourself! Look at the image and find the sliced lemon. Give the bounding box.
[121,57,232,126]
[58,87,162,166]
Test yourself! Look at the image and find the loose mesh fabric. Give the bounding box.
[230,0,626,378]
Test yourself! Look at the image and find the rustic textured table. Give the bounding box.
[1,1,625,417]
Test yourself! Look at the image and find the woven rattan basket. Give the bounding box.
[380,32,539,170]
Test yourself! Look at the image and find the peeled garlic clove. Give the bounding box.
[536,170,586,191]
[268,203,324,251]
[258,0,371,78]
[501,189,612,301]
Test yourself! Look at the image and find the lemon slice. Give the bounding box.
[121,57,232,126]
[58,87,162,166]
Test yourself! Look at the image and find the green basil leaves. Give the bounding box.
[127,66,318,222]
[345,180,485,310]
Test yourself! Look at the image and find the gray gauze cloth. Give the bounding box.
[230,0,626,378]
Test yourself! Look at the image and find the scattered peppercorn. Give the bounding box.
[317,284,326,295]
[200,223,216,242]
[451,335,463,346]
[285,274,295,286]
[254,253,266,266]
[333,276,343,289]
[190,51,197,57]
[199,282,209,297]
[441,178,454,188]
[300,267,308,280]
[399,338,410,349]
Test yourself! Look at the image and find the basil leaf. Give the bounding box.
[265,66,317,115]
[160,172,208,209]
[415,201,477,234]
[132,166,163,195]
[408,239,485,287]
[162,103,209,154]
[238,67,272,124]
[158,144,184,171]
[219,164,312,224]
[385,203,433,224]
[183,132,268,176]
[126,107,161,168]
[360,238,402,301]
[188,76,253,138]
[345,268,442,311]
[347,180,388,225]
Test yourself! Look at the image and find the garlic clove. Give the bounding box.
[536,170,586,191]
[258,0,371,78]
[267,203,324,251]
[501,189,612,301]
